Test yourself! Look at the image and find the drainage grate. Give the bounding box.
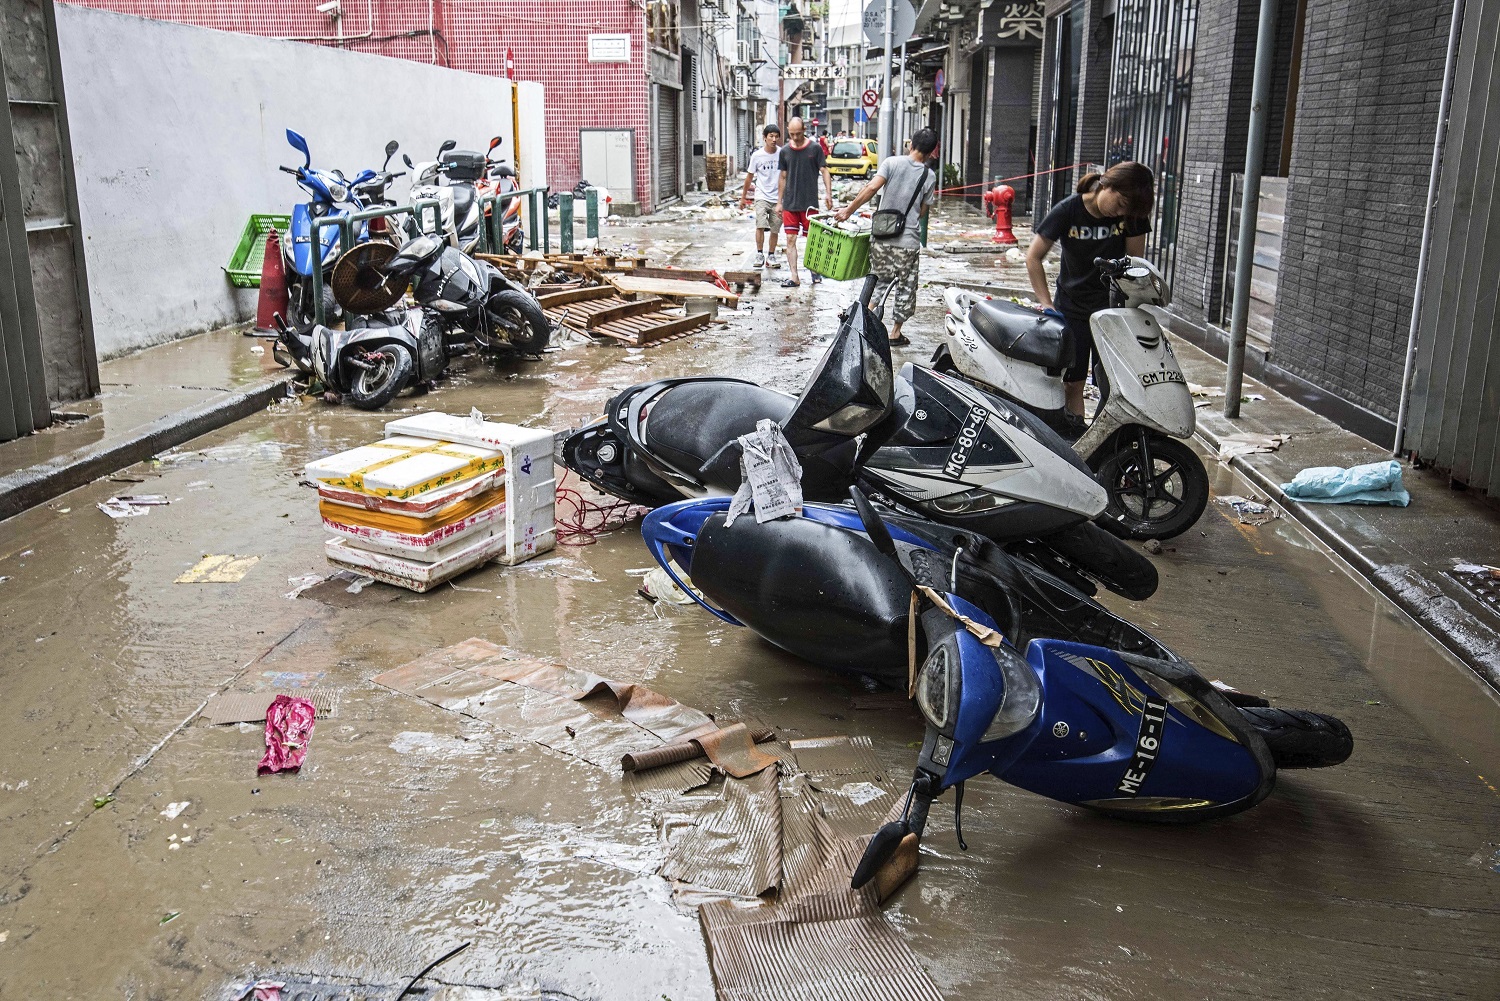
[1448,564,1500,613]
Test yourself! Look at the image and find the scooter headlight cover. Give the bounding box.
[981,643,1043,743]
[915,639,958,732]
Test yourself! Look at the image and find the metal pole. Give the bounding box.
[586,187,601,239]
[559,192,574,254]
[1222,0,1280,418]
[879,0,894,158]
[1392,0,1465,455]
[897,41,907,153]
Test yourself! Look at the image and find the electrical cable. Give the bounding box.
[554,470,646,546]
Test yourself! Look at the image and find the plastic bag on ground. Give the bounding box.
[1281,459,1411,506]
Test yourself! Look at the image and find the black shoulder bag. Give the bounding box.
[870,169,932,240]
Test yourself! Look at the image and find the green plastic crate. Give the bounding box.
[801,213,870,281]
[224,213,290,288]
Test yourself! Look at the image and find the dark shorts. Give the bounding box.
[1062,312,1094,383]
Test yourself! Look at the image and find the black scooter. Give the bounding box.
[562,275,1158,601]
[273,307,450,410]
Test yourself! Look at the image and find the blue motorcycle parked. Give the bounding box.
[279,129,395,326]
[640,489,1353,890]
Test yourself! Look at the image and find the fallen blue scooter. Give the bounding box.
[641,489,1353,887]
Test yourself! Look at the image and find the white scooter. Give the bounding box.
[933,257,1208,539]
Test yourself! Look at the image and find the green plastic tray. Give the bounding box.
[801,213,870,281]
[225,213,290,288]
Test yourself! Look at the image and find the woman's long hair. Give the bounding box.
[1076,162,1155,217]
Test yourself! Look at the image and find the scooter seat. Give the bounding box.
[450,184,477,233]
[969,299,1071,370]
[642,381,793,479]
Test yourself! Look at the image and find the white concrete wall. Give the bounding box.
[55,4,545,358]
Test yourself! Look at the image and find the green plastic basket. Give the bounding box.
[802,213,870,281]
[225,213,290,288]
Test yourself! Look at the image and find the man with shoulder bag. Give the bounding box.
[834,127,938,345]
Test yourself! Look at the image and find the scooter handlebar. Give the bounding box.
[279,165,299,175]
[857,273,878,308]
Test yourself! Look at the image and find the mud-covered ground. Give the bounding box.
[1,208,1498,999]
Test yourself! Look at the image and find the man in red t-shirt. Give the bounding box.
[776,117,833,287]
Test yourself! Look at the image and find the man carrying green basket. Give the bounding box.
[835,127,939,346]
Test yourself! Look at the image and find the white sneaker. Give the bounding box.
[767,253,782,268]
[753,251,766,268]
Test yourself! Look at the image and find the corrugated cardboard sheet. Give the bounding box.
[203,689,337,725]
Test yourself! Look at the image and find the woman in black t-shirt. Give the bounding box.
[1026,162,1155,428]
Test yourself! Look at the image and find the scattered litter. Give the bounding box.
[1466,843,1500,874]
[1215,494,1279,526]
[160,911,180,925]
[1143,538,1163,554]
[249,345,265,355]
[726,419,803,525]
[92,794,114,809]
[160,801,191,819]
[175,554,260,583]
[1281,459,1410,506]
[97,498,151,519]
[283,574,325,599]
[0,930,7,943]
[204,690,336,726]
[107,474,147,483]
[258,695,316,774]
[394,941,470,1001]
[638,565,696,604]
[836,781,888,806]
[1215,432,1291,463]
[237,981,285,1001]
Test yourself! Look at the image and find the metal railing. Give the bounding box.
[308,199,441,326]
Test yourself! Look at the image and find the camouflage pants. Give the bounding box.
[868,241,921,326]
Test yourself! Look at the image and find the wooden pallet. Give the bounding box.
[536,285,711,347]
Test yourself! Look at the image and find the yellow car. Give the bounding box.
[827,138,878,178]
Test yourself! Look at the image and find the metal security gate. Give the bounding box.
[1105,0,1199,279]
[1405,0,1500,493]
[1,0,97,441]
[655,85,682,204]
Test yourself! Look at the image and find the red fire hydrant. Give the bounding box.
[983,183,1017,245]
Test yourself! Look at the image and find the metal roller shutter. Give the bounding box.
[655,86,681,203]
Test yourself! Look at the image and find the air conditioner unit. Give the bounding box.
[736,39,753,65]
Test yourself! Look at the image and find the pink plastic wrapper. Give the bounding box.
[258,695,316,774]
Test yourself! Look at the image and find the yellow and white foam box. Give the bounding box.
[304,435,504,501]
[383,413,556,566]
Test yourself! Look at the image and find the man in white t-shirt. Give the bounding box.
[740,124,782,268]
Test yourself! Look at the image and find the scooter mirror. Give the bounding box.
[383,140,399,169]
[285,129,311,168]
[487,136,503,156]
[402,153,414,169]
[438,139,457,157]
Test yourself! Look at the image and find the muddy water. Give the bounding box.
[1,211,1497,999]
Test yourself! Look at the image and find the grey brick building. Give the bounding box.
[1034,0,1466,452]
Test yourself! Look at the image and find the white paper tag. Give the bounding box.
[725,420,803,526]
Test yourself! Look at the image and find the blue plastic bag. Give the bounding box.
[1280,459,1410,507]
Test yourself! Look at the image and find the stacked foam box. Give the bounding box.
[305,414,556,592]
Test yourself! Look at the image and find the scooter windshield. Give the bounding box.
[783,298,893,438]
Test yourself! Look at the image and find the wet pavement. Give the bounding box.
[2,208,1498,999]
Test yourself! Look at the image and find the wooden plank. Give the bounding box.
[608,274,739,304]
[618,266,721,283]
[634,311,712,344]
[722,270,762,287]
[536,285,616,308]
[586,297,666,328]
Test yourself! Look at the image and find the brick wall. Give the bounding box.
[69,0,656,210]
[1271,0,1452,418]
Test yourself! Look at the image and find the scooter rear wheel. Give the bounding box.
[1238,707,1353,768]
[487,290,550,354]
[1091,433,1209,540]
[345,344,414,410]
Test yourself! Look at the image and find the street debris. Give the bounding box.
[204,689,336,726]
[257,695,316,774]
[1216,494,1280,526]
[92,794,114,809]
[159,911,180,925]
[637,565,696,604]
[236,981,285,1001]
[97,495,168,519]
[175,554,260,583]
[1281,459,1411,506]
[395,941,471,1001]
[160,801,190,819]
[1215,432,1291,463]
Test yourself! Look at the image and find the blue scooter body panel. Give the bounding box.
[289,201,340,277]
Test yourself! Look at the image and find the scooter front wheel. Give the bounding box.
[1238,707,1353,768]
[345,344,414,410]
[1091,433,1209,540]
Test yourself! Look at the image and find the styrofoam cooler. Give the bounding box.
[383,413,556,566]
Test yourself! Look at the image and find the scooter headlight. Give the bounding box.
[925,488,1015,516]
[327,182,348,202]
[981,643,1043,742]
[915,636,960,732]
